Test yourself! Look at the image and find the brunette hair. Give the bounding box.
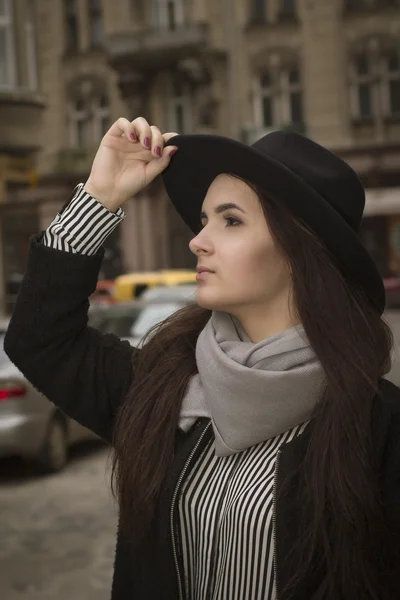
[111,175,393,599]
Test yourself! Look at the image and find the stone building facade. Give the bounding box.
[1,0,400,313]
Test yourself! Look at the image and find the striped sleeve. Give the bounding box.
[43,183,126,255]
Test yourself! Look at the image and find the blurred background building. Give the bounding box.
[0,0,400,314]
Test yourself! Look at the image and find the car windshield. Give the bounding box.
[131,302,183,339]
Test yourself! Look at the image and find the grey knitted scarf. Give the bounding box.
[179,311,326,456]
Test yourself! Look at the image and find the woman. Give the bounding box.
[4,116,400,600]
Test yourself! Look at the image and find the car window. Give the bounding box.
[88,306,143,337]
[131,302,184,339]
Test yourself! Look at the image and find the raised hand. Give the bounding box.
[84,117,179,212]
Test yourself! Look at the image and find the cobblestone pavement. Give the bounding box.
[0,442,117,600]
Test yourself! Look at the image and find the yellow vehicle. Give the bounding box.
[114,269,197,302]
[113,271,163,302]
[160,269,197,286]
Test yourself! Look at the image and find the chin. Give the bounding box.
[195,287,230,312]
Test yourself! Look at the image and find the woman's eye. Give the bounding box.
[224,216,242,227]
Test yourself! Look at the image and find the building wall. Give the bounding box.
[2,0,400,316]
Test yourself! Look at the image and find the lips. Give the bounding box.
[196,267,215,274]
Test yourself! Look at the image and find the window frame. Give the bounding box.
[349,47,400,122]
[68,97,90,148]
[381,50,400,118]
[64,0,79,53]
[349,53,375,120]
[166,76,193,133]
[254,64,304,130]
[68,89,110,148]
[0,0,16,90]
[153,0,185,31]
[278,0,297,19]
[88,0,104,48]
[250,0,266,22]
[25,1,38,91]
[92,93,110,141]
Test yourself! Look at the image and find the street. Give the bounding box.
[0,442,117,600]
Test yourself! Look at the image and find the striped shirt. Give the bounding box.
[179,422,309,600]
[43,186,309,600]
[43,183,125,255]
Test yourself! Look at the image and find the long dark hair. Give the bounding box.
[111,175,393,599]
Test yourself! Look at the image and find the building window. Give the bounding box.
[88,0,104,48]
[278,0,296,18]
[69,98,90,148]
[25,1,38,91]
[350,47,400,121]
[383,51,400,118]
[69,91,110,147]
[93,93,110,140]
[260,71,273,126]
[0,0,16,88]
[65,0,79,52]
[255,65,304,130]
[350,54,373,119]
[250,0,266,22]
[167,77,192,133]
[345,0,368,9]
[153,0,185,30]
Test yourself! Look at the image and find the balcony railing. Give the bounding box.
[107,23,209,69]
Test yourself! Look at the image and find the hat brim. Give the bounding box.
[162,134,385,313]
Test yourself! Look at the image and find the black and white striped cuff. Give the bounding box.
[43,183,125,255]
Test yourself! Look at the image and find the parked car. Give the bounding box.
[130,285,197,347]
[88,301,143,337]
[88,284,198,347]
[0,317,99,473]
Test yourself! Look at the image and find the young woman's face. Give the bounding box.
[189,174,293,317]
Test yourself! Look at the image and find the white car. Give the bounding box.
[88,284,198,348]
[0,318,99,472]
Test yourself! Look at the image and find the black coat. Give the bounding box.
[4,233,400,600]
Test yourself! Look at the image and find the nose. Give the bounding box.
[189,230,213,256]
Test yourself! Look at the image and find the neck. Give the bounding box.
[231,299,300,343]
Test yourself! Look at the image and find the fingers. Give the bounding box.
[108,117,135,139]
[145,144,179,182]
[131,117,152,149]
[107,117,179,155]
[149,125,164,158]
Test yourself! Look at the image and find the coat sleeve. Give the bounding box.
[377,381,400,597]
[4,233,137,443]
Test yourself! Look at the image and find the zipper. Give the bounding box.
[171,421,212,600]
[273,446,283,600]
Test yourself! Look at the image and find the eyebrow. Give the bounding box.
[200,203,246,220]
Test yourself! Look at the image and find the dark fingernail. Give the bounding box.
[169,149,178,156]
[130,133,137,141]
[155,146,162,157]
[144,137,151,148]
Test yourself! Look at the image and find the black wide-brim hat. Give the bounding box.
[162,131,385,314]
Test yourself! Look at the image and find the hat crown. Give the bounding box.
[252,131,365,232]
